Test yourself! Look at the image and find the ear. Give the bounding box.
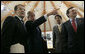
[67,14,69,17]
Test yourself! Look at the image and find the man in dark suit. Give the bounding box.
[61,7,84,53]
[25,10,58,53]
[1,4,27,53]
[53,15,63,53]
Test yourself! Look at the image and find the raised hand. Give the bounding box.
[47,8,59,17]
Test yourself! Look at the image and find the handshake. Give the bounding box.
[47,8,59,17]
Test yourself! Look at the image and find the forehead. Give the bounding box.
[17,5,25,8]
[28,12,34,15]
[69,8,77,11]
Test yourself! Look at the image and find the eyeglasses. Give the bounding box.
[17,8,25,11]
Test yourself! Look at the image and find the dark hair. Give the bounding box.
[27,11,35,19]
[55,15,62,19]
[14,4,24,11]
[27,11,32,15]
[27,11,32,18]
[66,7,74,17]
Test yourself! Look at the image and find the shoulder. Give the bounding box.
[2,16,16,28]
[76,18,83,19]
[53,25,58,30]
[5,16,14,21]
[3,16,15,24]
[62,20,70,25]
[76,18,84,23]
[53,25,57,28]
[76,18,84,21]
[25,21,32,24]
[25,21,32,26]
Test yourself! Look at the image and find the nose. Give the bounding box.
[21,9,25,12]
[21,10,25,12]
[74,10,77,12]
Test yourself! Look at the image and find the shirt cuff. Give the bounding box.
[44,14,48,20]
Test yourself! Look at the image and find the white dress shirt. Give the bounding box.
[57,23,62,32]
[69,17,77,28]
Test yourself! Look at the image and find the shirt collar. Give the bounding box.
[69,17,77,22]
[57,23,62,26]
[15,15,23,21]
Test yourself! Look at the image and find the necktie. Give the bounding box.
[21,20,24,24]
[21,20,27,31]
[72,19,77,32]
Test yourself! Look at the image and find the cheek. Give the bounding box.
[16,11,20,14]
[69,13,72,16]
[33,16,35,18]
[56,19,57,21]
[32,18,34,20]
[56,20,59,22]
[75,12,77,14]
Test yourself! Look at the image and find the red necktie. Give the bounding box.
[72,19,77,32]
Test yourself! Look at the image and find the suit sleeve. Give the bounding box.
[25,16,46,29]
[61,23,68,52]
[1,16,16,52]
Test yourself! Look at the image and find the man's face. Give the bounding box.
[15,5,25,19]
[28,12,35,21]
[68,8,77,19]
[55,16,62,24]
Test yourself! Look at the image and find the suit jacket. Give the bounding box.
[53,24,62,53]
[1,16,27,53]
[25,16,48,53]
[61,18,84,53]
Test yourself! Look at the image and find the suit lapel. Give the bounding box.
[37,27,41,32]
[14,16,27,31]
[68,20,76,33]
[14,16,21,23]
[76,18,80,30]
[56,25,60,33]
[14,16,22,27]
